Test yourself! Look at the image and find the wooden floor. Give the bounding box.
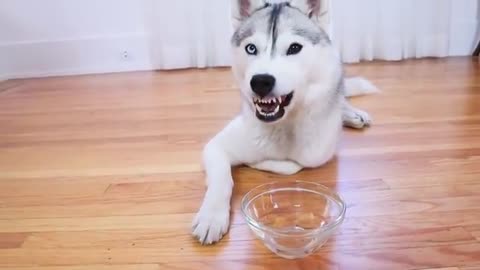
[0,57,480,270]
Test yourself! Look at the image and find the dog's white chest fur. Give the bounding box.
[241,100,342,168]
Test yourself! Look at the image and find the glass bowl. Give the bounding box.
[241,181,346,259]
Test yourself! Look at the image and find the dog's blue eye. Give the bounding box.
[245,44,257,55]
[287,43,303,55]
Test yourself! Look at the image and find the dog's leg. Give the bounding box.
[192,117,249,245]
[192,140,233,245]
[342,98,372,129]
[248,160,303,175]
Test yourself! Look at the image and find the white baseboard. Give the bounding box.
[0,34,154,79]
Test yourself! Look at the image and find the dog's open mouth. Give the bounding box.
[253,92,294,122]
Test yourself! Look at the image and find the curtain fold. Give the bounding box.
[146,0,232,69]
[330,0,478,63]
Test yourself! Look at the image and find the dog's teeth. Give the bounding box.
[273,105,280,114]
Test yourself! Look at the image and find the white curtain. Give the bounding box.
[145,0,232,69]
[331,0,479,63]
[146,0,479,69]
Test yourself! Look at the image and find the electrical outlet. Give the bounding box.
[122,50,130,60]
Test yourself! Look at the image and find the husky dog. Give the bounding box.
[192,0,377,245]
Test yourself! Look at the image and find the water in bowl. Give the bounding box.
[243,185,343,259]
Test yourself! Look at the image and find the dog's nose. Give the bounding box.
[250,74,275,98]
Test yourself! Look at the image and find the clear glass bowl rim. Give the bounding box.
[240,180,347,237]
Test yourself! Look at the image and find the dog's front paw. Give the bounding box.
[354,109,372,127]
[192,206,230,245]
[343,108,372,129]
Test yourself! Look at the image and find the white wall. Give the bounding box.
[448,0,480,56]
[0,0,152,79]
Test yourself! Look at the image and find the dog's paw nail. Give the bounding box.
[355,111,372,127]
[192,208,230,245]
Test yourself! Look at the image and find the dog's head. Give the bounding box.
[231,0,337,123]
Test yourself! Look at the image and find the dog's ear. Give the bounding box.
[290,0,323,18]
[231,0,265,27]
[290,0,330,32]
[306,0,323,18]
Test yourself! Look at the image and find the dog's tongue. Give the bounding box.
[258,103,278,113]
